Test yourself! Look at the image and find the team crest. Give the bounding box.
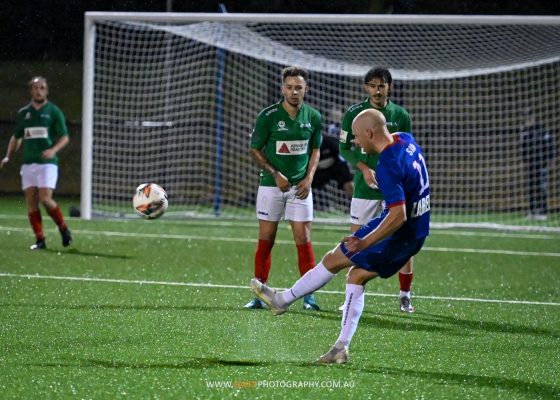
[25,112,31,120]
[277,121,288,131]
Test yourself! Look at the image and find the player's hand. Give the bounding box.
[295,178,311,199]
[41,148,56,160]
[342,235,365,252]
[0,157,8,169]
[275,172,290,192]
[363,169,378,190]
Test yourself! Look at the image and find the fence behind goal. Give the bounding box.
[82,13,560,231]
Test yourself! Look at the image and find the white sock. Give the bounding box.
[400,290,411,299]
[277,262,335,306]
[335,284,365,348]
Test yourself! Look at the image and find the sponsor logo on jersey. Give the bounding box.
[276,121,288,131]
[25,112,31,120]
[340,129,348,143]
[299,122,312,129]
[276,140,308,155]
[24,127,48,139]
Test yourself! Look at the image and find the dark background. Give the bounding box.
[1,1,559,196]
[1,0,560,61]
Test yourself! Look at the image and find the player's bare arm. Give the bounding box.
[1,136,20,169]
[41,135,70,160]
[356,160,378,189]
[296,148,320,199]
[342,204,406,252]
[249,147,290,191]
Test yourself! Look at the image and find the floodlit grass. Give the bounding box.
[0,197,559,399]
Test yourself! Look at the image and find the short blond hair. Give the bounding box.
[28,76,47,87]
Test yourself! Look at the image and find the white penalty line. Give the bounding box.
[1,272,558,307]
[1,226,559,258]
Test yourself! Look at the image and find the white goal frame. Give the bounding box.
[82,12,560,232]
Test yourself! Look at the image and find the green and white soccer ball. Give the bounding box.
[132,183,168,219]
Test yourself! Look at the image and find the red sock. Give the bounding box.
[28,210,44,241]
[46,205,67,231]
[296,242,316,276]
[399,272,414,292]
[254,239,274,283]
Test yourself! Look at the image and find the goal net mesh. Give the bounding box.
[87,16,560,230]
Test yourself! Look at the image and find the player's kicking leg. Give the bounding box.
[250,278,286,315]
[251,245,349,316]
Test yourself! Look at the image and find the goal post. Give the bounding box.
[82,12,560,231]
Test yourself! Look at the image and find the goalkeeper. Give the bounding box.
[339,67,417,313]
[245,66,322,311]
[1,77,72,250]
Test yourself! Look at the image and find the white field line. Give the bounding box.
[0,272,558,307]
[1,225,559,258]
[0,215,559,239]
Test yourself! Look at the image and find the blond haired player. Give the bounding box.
[245,66,322,311]
[1,77,72,250]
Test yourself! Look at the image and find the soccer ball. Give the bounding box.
[132,183,168,219]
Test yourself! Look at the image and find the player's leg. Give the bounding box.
[291,220,320,310]
[527,167,539,218]
[251,245,351,315]
[246,186,283,309]
[21,164,45,249]
[340,198,382,310]
[287,189,320,310]
[25,186,46,250]
[318,267,378,364]
[398,258,415,313]
[319,234,426,364]
[536,167,548,219]
[37,164,72,247]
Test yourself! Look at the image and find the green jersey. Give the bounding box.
[251,100,322,186]
[339,98,411,200]
[14,102,69,165]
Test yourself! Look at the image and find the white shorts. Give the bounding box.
[256,186,313,222]
[20,163,58,190]
[350,198,384,225]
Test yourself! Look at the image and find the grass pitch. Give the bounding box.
[0,197,559,399]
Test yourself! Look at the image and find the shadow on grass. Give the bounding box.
[25,357,276,370]
[373,310,560,338]
[0,302,244,312]
[4,300,556,339]
[281,309,455,335]
[41,247,132,260]
[289,308,560,338]
[355,364,560,399]
[23,357,559,398]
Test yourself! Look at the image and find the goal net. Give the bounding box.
[82,13,560,231]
